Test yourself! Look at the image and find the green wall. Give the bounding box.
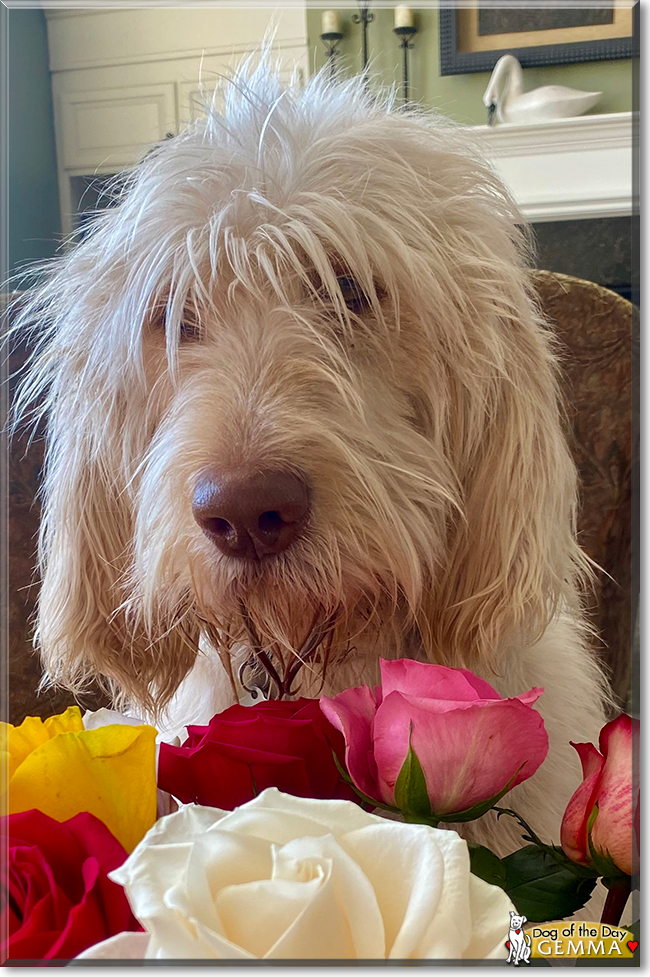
[306,6,633,124]
[6,9,61,281]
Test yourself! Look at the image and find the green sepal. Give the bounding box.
[502,845,598,922]
[467,843,507,890]
[393,724,432,819]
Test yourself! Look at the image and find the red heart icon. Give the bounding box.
[627,941,638,952]
[516,929,521,934]
[505,941,511,949]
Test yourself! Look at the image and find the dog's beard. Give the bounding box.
[188,546,407,698]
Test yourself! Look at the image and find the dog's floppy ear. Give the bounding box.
[419,272,589,673]
[13,255,199,716]
[33,397,199,714]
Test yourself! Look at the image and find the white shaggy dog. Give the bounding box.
[14,63,610,855]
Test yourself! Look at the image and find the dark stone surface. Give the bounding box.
[531,216,638,303]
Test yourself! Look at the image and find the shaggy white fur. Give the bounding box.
[13,59,610,855]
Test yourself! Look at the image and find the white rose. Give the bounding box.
[78,788,513,960]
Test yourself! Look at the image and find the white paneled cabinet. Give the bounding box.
[60,83,177,169]
[45,6,309,234]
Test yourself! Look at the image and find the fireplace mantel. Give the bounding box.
[471,112,636,224]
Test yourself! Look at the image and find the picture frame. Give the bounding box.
[439,3,636,76]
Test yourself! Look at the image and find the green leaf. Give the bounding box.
[467,843,507,890]
[393,724,432,819]
[503,845,598,922]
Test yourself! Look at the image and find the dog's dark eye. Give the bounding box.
[337,276,369,314]
[178,313,202,342]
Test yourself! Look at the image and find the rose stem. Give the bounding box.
[600,877,632,926]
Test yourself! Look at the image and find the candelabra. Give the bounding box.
[394,8,418,105]
[352,1,374,75]
[320,11,344,79]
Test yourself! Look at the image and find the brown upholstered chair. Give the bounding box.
[4,273,635,721]
[532,270,636,709]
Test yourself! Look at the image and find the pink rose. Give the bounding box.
[561,713,638,877]
[320,659,548,820]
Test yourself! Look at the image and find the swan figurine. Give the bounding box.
[483,54,602,125]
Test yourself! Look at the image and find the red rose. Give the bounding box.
[158,698,358,809]
[2,809,142,962]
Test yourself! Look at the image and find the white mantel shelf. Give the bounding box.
[471,112,636,223]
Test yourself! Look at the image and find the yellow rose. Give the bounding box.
[1,706,157,852]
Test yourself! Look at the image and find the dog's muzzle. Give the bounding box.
[192,469,310,560]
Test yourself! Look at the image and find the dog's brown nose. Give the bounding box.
[192,470,310,559]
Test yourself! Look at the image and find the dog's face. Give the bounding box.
[16,65,585,711]
[509,912,527,931]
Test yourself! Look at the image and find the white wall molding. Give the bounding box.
[45,6,308,73]
[47,37,310,74]
[472,112,636,223]
[473,112,634,157]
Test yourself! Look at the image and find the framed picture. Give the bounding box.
[440,2,636,75]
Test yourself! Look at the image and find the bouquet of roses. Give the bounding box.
[1,661,638,961]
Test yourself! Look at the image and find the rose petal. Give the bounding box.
[560,743,605,866]
[75,931,151,959]
[514,687,544,707]
[373,692,548,814]
[1,707,84,788]
[463,874,520,959]
[161,699,352,809]
[378,659,501,703]
[575,741,604,781]
[215,868,347,958]
[159,740,310,808]
[7,726,157,852]
[343,820,446,956]
[82,709,147,731]
[320,686,380,799]
[216,788,377,842]
[3,811,139,961]
[591,714,637,875]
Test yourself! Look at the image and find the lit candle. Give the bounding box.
[321,10,341,36]
[394,6,415,30]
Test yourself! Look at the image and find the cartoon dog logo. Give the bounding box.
[506,911,532,965]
